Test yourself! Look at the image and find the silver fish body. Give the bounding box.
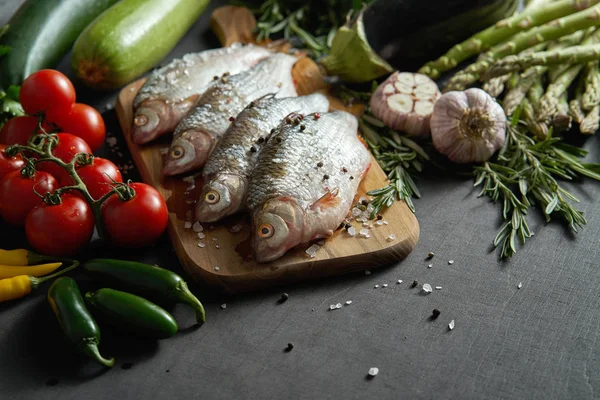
[163,53,299,176]
[131,44,271,144]
[196,93,330,223]
[247,110,371,263]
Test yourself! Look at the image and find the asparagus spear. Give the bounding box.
[582,60,600,110]
[547,28,591,81]
[538,64,585,121]
[503,67,547,116]
[523,98,549,139]
[445,5,600,91]
[551,92,573,132]
[569,72,586,123]
[482,75,512,98]
[419,0,597,79]
[580,105,600,133]
[483,43,600,79]
[528,74,546,111]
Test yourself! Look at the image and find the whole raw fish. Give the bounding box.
[196,93,330,223]
[131,44,271,144]
[163,53,299,176]
[247,110,371,263]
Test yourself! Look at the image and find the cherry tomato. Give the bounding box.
[37,133,92,183]
[0,170,58,226]
[20,70,76,115]
[0,145,25,180]
[101,183,168,248]
[0,116,40,145]
[46,103,106,152]
[26,194,94,257]
[61,157,123,200]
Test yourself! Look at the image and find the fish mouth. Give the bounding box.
[196,176,246,222]
[162,129,213,176]
[131,100,170,144]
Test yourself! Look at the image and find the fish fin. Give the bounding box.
[310,188,340,211]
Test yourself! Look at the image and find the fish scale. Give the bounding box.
[196,93,330,222]
[163,53,299,176]
[248,111,369,211]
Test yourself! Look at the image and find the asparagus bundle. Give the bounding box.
[444,4,600,92]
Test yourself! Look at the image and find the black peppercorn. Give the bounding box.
[250,146,257,153]
[411,280,418,288]
[432,309,441,319]
[317,162,323,168]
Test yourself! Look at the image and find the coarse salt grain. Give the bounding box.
[221,304,227,309]
[305,244,320,258]
[317,240,325,246]
[365,270,371,275]
[376,220,384,226]
[215,244,221,249]
[422,284,432,293]
[347,227,357,236]
[345,300,352,305]
[449,320,455,330]
[364,234,371,239]
[212,237,218,241]
[359,229,369,237]
[368,367,379,377]
[435,286,442,290]
[192,222,203,232]
[197,242,206,248]
[387,234,396,242]
[184,222,192,229]
[428,264,433,268]
[374,285,379,289]
[229,224,243,233]
[214,266,220,271]
[335,303,342,309]
[351,208,362,216]
[159,147,169,155]
[397,280,402,284]
[106,137,117,147]
[448,260,454,265]
[382,284,388,288]
[198,233,205,239]
[383,220,389,225]
[517,282,522,289]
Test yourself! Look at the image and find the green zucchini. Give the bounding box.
[0,0,120,88]
[71,0,210,90]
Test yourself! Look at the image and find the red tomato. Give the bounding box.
[26,194,94,257]
[60,157,122,200]
[46,103,106,152]
[0,170,58,226]
[0,116,40,145]
[101,183,168,248]
[37,133,92,183]
[20,70,76,115]
[0,145,25,179]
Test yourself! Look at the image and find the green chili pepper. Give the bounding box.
[82,259,206,324]
[85,288,178,339]
[47,277,114,368]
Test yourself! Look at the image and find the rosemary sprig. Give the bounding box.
[474,109,600,258]
[237,0,369,57]
[360,113,430,215]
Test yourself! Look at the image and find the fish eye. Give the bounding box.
[205,191,220,204]
[258,223,274,239]
[170,146,184,159]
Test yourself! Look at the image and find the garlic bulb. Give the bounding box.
[430,88,506,164]
[369,72,441,138]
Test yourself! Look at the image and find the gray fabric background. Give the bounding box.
[1,1,599,399]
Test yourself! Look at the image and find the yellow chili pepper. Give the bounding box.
[0,262,62,279]
[0,261,80,303]
[0,249,63,266]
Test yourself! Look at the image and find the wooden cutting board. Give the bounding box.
[114,7,419,294]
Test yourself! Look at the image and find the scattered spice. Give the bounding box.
[411,280,418,288]
[314,113,321,120]
[345,223,352,230]
[349,176,354,180]
[229,116,235,122]
[257,137,265,143]
[279,293,289,303]
[285,343,294,352]
[300,124,306,131]
[376,215,383,220]
[361,199,369,206]
[342,167,348,173]
[387,234,396,242]
[197,242,206,248]
[213,76,219,80]
[317,161,323,168]
[250,146,257,153]
[323,174,329,180]
[432,309,441,319]
[427,252,434,259]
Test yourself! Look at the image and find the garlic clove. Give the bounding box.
[430,88,506,164]
[369,71,441,139]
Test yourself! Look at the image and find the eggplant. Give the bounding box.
[319,0,519,83]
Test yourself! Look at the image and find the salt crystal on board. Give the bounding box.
[347,227,357,236]
[335,303,342,309]
[192,222,203,232]
[106,137,117,147]
[383,220,389,225]
[359,229,369,237]
[422,284,432,294]
[305,244,320,258]
[352,207,362,217]
[397,280,402,284]
[365,270,371,275]
[198,233,205,239]
[374,285,379,289]
[214,266,220,271]
[229,224,243,233]
[517,282,522,289]
[449,320,455,330]
[368,367,379,377]
[197,242,205,248]
[376,220,384,226]
[428,264,433,268]
[221,304,227,309]
[159,147,169,155]
[382,284,388,288]
[387,234,396,242]
[345,300,352,305]
[184,222,192,229]
[448,260,454,265]
[435,286,442,290]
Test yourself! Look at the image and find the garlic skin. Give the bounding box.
[430,88,506,164]
[369,72,441,139]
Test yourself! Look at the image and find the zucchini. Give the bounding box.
[0,0,120,88]
[320,0,519,82]
[71,0,210,90]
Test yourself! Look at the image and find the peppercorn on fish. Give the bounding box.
[196,93,330,223]
[248,110,371,263]
[163,53,299,176]
[131,44,272,144]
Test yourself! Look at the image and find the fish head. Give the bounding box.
[252,197,304,263]
[195,175,247,222]
[163,129,214,176]
[131,100,170,144]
